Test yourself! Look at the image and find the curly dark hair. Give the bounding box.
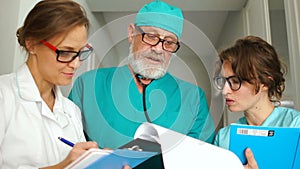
[218,35,286,102]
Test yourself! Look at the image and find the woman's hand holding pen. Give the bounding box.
[60,142,131,169]
[62,141,99,168]
[49,137,131,169]
[63,141,99,164]
[41,141,99,169]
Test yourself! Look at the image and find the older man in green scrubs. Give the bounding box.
[69,0,215,149]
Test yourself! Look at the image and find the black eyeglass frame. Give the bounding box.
[135,26,180,53]
[41,39,94,63]
[214,75,243,91]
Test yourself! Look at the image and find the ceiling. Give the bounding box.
[86,0,247,12]
[86,0,248,46]
[85,0,286,46]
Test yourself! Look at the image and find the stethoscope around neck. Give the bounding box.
[135,74,153,123]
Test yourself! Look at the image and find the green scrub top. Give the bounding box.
[70,65,215,149]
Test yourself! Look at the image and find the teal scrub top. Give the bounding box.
[214,106,300,149]
[69,66,215,149]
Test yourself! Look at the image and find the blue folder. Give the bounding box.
[229,124,300,169]
[86,149,157,169]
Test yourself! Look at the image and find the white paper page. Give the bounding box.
[137,123,244,169]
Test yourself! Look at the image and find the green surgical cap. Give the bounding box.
[135,0,184,39]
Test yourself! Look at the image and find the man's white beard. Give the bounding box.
[128,44,172,79]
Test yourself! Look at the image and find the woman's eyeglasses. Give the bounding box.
[214,75,242,91]
[41,40,93,63]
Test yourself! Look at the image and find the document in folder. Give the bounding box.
[65,148,157,169]
[65,122,161,169]
[229,124,300,169]
[66,122,244,169]
[86,149,158,169]
[119,138,164,169]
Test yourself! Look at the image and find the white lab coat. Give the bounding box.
[0,64,86,169]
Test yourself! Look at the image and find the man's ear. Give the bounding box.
[128,23,135,43]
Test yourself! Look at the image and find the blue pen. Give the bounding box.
[58,137,75,147]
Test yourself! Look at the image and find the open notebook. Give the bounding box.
[66,122,244,169]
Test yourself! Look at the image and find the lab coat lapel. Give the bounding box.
[16,64,42,102]
[16,64,55,120]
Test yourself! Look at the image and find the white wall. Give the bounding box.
[269,7,292,103]
[0,0,28,75]
[14,0,41,71]
[75,0,104,35]
[216,11,245,50]
[284,0,300,111]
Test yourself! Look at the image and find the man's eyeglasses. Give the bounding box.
[214,76,242,91]
[41,40,93,63]
[135,26,180,53]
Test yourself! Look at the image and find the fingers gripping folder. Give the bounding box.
[119,122,165,169]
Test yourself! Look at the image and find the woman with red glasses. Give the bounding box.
[0,0,98,168]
